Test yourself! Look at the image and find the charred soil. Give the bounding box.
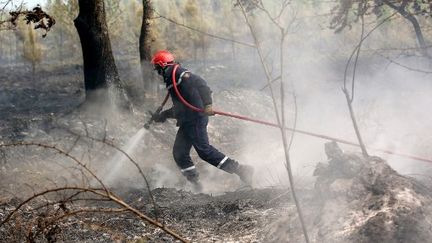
[1,65,432,242]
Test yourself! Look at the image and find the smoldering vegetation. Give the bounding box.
[1,0,432,242]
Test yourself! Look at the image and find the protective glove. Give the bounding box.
[204,104,215,116]
[150,111,167,123]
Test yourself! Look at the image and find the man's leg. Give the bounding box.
[173,126,200,185]
[187,117,254,184]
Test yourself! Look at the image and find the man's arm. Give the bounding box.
[160,107,175,120]
[191,75,215,115]
[153,107,174,123]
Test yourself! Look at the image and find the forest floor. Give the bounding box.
[1,65,432,242]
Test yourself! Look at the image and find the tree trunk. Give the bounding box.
[31,62,36,82]
[74,0,132,110]
[343,88,369,157]
[404,14,428,56]
[59,29,63,64]
[139,0,157,96]
[0,36,3,62]
[382,0,429,57]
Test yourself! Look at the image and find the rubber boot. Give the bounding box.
[190,180,203,193]
[219,159,254,185]
[235,164,254,185]
[183,169,203,193]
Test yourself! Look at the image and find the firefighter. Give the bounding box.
[150,50,254,191]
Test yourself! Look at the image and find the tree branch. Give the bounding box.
[375,52,432,74]
[237,1,310,242]
[153,10,255,48]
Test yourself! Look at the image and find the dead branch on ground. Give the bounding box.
[1,187,189,242]
[0,142,189,243]
[54,124,160,220]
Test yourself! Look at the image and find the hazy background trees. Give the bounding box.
[0,0,430,95]
[330,0,432,56]
[20,23,42,80]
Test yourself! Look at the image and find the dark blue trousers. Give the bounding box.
[173,117,228,172]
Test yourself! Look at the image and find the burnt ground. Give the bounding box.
[0,64,83,141]
[1,65,432,242]
[0,64,299,242]
[0,187,295,242]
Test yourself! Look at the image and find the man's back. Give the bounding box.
[163,65,212,125]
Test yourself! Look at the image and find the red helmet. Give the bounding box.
[151,50,175,68]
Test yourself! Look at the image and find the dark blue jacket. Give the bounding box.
[161,65,212,125]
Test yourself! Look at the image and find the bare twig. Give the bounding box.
[362,45,432,53]
[153,10,255,48]
[349,13,365,102]
[0,186,190,242]
[342,12,398,158]
[0,142,108,192]
[343,12,398,89]
[55,125,160,221]
[237,1,310,242]
[342,12,369,157]
[0,187,103,226]
[288,92,298,151]
[0,138,186,241]
[375,52,432,74]
[259,75,282,91]
[66,135,81,154]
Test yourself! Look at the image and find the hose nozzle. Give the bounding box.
[143,106,163,130]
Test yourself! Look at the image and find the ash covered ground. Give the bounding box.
[1,65,432,242]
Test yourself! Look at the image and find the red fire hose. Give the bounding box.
[167,64,432,164]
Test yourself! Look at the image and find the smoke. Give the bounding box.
[175,3,432,189]
[226,53,432,189]
[2,0,432,197]
[2,1,431,242]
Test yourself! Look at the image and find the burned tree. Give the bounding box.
[139,0,152,65]
[0,141,189,242]
[139,0,156,94]
[74,0,132,110]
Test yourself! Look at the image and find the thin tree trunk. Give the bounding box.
[343,88,369,157]
[139,0,155,95]
[31,62,35,82]
[382,0,429,57]
[238,2,310,242]
[343,14,369,158]
[139,0,152,62]
[15,33,20,63]
[0,36,3,62]
[404,14,428,54]
[59,29,63,64]
[74,0,132,110]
